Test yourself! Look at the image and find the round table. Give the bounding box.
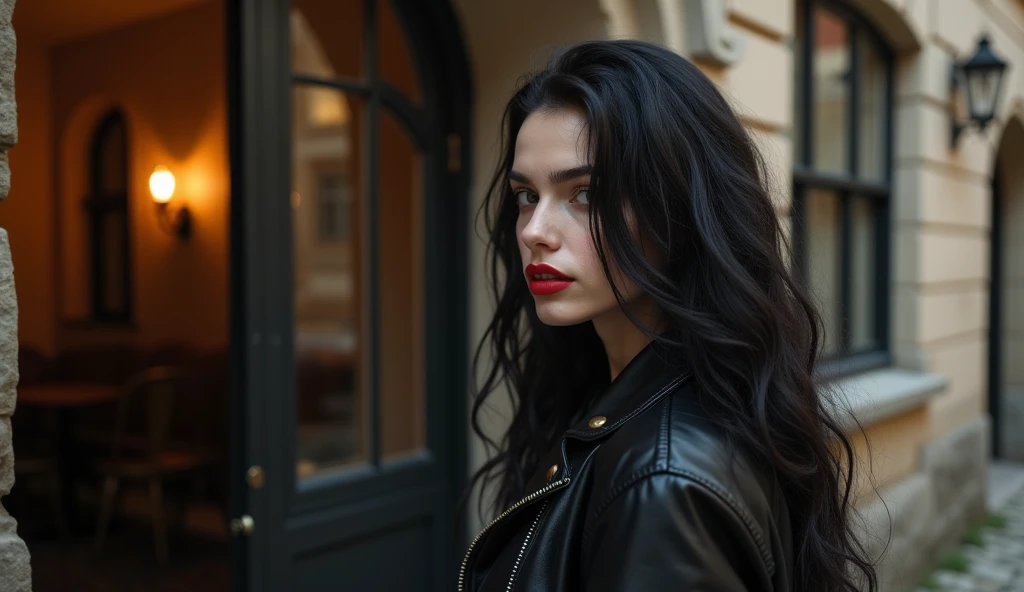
[18,382,123,533]
[19,383,121,407]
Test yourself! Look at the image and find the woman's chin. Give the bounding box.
[534,303,591,327]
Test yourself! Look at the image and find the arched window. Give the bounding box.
[85,109,131,322]
[794,0,893,374]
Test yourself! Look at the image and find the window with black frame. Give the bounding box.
[85,108,132,323]
[794,0,893,374]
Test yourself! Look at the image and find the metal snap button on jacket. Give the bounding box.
[588,416,607,429]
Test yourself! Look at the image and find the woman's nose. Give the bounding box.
[520,201,562,251]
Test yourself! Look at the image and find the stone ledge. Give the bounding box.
[833,367,948,431]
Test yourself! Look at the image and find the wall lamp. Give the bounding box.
[951,35,1009,149]
[149,166,192,240]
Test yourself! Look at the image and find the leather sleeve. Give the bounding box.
[581,472,774,592]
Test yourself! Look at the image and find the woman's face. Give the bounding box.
[511,107,644,327]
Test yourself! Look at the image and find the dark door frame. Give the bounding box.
[988,163,1004,458]
[225,0,473,589]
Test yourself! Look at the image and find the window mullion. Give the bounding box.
[801,0,815,166]
[839,192,852,354]
[363,0,382,469]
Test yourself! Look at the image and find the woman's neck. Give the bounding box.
[591,296,664,381]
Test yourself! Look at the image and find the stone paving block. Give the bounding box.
[919,486,1024,591]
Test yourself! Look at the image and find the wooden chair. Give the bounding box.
[93,366,217,564]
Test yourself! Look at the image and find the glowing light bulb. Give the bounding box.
[149,166,176,204]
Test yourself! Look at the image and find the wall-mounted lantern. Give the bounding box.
[951,35,1009,148]
[149,165,192,240]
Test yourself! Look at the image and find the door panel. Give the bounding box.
[230,0,470,589]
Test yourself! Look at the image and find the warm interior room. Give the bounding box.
[2,1,232,590]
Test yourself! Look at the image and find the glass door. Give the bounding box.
[229,0,470,589]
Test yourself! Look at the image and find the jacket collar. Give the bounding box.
[564,334,692,441]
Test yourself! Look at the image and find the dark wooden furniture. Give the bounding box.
[93,367,219,564]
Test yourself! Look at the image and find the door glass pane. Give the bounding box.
[291,0,362,80]
[806,188,841,357]
[857,33,887,182]
[292,84,368,479]
[850,196,877,350]
[812,7,849,175]
[378,0,421,104]
[378,109,425,463]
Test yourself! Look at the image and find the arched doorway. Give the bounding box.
[228,1,471,590]
[990,116,1024,461]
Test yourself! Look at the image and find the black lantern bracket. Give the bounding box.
[950,35,1010,149]
[155,202,192,240]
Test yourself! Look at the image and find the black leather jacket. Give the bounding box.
[460,340,794,591]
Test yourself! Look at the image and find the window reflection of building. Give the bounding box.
[794,1,892,370]
[289,1,425,479]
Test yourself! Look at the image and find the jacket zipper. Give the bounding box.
[506,501,548,592]
[458,478,570,592]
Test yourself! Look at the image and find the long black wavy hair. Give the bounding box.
[465,40,877,592]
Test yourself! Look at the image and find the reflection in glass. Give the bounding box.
[858,35,887,182]
[378,0,421,104]
[378,110,425,463]
[812,7,849,174]
[850,197,877,350]
[291,0,362,80]
[806,189,841,357]
[292,85,367,479]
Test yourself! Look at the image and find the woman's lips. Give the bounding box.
[525,263,574,296]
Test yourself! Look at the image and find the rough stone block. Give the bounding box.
[0,229,15,418]
[0,417,10,496]
[0,23,15,149]
[0,532,30,592]
[0,151,8,201]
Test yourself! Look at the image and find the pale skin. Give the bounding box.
[510,107,664,381]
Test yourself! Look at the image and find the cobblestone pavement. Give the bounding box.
[917,489,1024,591]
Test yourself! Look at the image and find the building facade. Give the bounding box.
[0,0,1021,590]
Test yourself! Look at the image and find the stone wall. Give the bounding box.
[0,0,31,590]
[859,416,989,592]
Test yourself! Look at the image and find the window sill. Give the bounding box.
[832,367,947,431]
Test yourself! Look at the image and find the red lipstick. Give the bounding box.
[525,263,574,296]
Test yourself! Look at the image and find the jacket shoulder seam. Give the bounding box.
[582,467,776,577]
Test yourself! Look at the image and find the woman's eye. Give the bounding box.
[574,187,591,205]
[514,189,538,206]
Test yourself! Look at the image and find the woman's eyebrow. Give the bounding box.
[508,165,593,185]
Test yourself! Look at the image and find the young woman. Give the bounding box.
[459,40,877,592]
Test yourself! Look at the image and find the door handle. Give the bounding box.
[230,515,255,536]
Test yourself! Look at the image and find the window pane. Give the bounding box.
[858,33,887,182]
[98,117,126,194]
[850,196,878,350]
[292,85,368,479]
[378,0,421,104]
[291,0,361,80]
[378,108,425,463]
[812,7,849,175]
[806,189,841,357]
[101,210,127,313]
